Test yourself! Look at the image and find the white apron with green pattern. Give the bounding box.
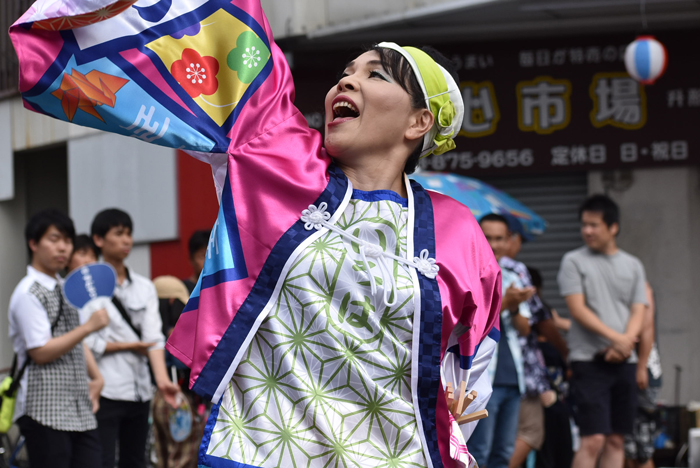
[206,196,428,467]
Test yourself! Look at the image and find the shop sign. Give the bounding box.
[291,31,698,175]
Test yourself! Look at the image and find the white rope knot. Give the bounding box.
[359,243,398,307]
[413,249,439,279]
[362,244,384,258]
[301,202,331,230]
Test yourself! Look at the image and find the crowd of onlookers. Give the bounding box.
[7,207,211,468]
[5,193,662,468]
[473,194,662,468]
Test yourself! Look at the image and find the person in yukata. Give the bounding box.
[174,42,504,468]
[10,2,503,466]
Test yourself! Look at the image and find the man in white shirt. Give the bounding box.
[87,208,179,468]
[9,209,108,468]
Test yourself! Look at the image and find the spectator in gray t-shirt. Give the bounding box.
[559,247,647,363]
[557,195,647,468]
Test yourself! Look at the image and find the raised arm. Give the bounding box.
[11,0,296,156]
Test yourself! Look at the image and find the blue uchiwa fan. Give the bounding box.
[169,396,193,442]
[410,171,547,240]
[63,262,117,309]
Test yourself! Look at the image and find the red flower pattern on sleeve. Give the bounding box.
[171,48,219,98]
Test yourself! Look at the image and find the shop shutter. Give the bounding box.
[479,173,588,317]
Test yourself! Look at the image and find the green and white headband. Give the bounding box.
[378,42,464,158]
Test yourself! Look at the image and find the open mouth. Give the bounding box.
[332,100,360,120]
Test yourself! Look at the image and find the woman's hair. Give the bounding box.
[368,45,459,174]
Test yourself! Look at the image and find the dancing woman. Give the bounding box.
[11,1,502,467]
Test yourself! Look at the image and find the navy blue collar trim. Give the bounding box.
[351,188,408,207]
[410,179,445,467]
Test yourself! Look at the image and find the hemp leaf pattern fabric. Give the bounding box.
[207,198,428,467]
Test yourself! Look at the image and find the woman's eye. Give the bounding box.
[336,71,349,82]
[369,71,388,81]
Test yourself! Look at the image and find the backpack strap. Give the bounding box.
[111,296,142,340]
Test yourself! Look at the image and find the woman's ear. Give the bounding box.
[405,109,434,143]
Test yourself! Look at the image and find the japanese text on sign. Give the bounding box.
[590,73,646,129]
[519,45,627,67]
[420,149,534,171]
[461,81,500,137]
[517,77,572,134]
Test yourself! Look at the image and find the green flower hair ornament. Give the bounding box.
[377,42,464,158]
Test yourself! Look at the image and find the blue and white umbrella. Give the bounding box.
[410,172,547,240]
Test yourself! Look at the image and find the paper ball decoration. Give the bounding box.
[624,36,667,84]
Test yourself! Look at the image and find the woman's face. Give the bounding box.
[324,50,420,160]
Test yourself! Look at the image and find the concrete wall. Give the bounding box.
[0,160,28,371]
[68,133,178,244]
[589,167,700,405]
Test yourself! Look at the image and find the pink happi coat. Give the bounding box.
[10,1,502,466]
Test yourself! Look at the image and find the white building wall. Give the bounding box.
[128,244,152,280]
[9,97,99,152]
[68,133,178,244]
[0,101,13,202]
[589,167,700,405]
[262,0,481,38]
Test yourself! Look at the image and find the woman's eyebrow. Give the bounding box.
[343,59,384,70]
